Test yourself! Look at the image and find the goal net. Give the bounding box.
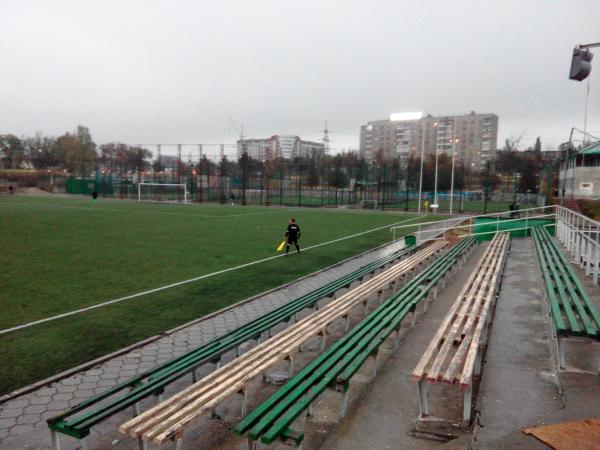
[138,183,189,203]
[360,199,378,209]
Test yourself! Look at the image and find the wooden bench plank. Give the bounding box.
[412,233,510,422]
[420,235,507,384]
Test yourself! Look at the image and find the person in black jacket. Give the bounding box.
[285,218,301,255]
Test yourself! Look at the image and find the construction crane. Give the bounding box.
[228,118,246,142]
[321,121,331,154]
[228,117,247,160]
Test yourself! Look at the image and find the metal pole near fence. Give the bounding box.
[417,123,426,213]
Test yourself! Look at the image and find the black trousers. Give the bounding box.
[286,236,300,253]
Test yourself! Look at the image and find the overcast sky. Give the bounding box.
[1,0,599,157]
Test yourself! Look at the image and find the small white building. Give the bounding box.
[559,141,600,199]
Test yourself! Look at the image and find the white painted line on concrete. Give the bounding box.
[0,216,422,335]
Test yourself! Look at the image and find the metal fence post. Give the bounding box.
[595,231,600,286]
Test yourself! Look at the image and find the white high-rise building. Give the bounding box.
[278,135,297,159]
[237,135,325,161]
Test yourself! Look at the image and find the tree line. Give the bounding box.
[0,125,150,177]
[1,126,560,194]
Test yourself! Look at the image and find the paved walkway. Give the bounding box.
[0,239,408,449]
[319,242,487,450]
[474,238,600,448]
[474,238,560,447]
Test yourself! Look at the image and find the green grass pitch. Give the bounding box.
[0,195,438,394]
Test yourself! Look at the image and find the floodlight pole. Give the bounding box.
[575,41,599,130]
[431,121,439,214]
[433,147,439,214]
[449,125,457,215]
[417,123,426,213]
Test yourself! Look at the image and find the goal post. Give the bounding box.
[360,199,378,209]
[137,183,189,203]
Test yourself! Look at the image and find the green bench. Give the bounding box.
[234,236,476,448]
[532,225,600,370]
[47,244,415,449]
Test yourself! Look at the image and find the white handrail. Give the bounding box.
[407,203,600,287]
[391,212,555,234]
[554,205,600,285]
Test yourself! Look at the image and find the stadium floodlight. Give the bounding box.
[138,183,189,203]
[569,43,600,81]
[390,112,424,121]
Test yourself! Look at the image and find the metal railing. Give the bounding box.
[391,206,555,244]
[391,204,600,286]
[555,205,600,285]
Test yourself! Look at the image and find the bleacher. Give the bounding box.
[44,209,600,450]
[412,232,510,422]
[531,225,600,370]
[118,241,449,447]
[47,244,417,448]
[234,237,476,448]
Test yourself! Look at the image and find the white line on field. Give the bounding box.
[0,215,423,335]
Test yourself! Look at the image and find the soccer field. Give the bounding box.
[0,195,438,394]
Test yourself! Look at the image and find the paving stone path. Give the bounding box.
[0,238,408,449]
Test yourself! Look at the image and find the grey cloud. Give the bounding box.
[1,0,599,156]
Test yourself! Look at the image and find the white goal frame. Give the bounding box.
[137,183,189,203]
[360,199,378,209]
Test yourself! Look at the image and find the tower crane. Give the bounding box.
[321,121,331,154]
[228,117,247,160]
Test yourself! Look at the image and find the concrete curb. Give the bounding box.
[0,237,407,405]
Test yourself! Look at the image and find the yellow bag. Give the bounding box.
[277,240,287,252]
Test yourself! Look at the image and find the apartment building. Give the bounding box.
[359,111,498,170]
[237,135,325,160]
